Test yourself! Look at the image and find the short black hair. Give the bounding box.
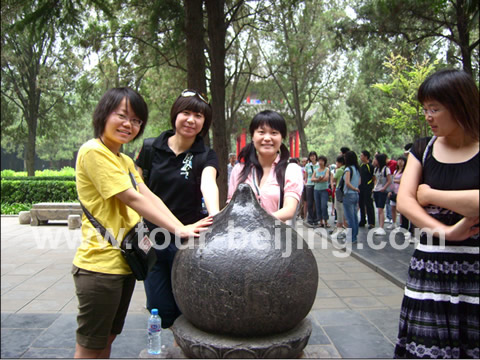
[340,147,350,154]
[336,155,345,164]
[170,89,212,137]
[361,150,370,159]
[308,151,318,161]
[418,69,479,141]
[318,155,328,165]
[93,88,148,141]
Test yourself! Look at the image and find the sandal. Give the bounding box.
[325,223,331,228]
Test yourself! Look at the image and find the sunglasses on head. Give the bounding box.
[181,89,209,104]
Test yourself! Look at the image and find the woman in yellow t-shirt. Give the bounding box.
[73,88,212,358]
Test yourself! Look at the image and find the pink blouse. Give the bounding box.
[227,156,304,216]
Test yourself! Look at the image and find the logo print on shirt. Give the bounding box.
[180,153,193,179]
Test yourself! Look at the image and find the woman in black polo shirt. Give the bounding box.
[136,89,219,330]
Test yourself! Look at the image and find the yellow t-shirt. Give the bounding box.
[73,139,144,275]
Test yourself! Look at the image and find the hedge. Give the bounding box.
[1,176,75,181]
[1,180,78,204]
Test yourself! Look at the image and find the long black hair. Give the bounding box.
[238,110,290,188]
[344,151,360,172]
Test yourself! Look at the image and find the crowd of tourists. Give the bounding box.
[299,146,412,243]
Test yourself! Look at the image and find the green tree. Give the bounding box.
[349,0,479,76]
[258,0,347,157]
[2,3,82,175]
[372,54,437,138]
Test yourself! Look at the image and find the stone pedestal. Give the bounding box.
[18,211,31,224]
[172,315,312,359]
[68,214,82,229]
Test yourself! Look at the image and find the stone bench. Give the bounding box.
[29,202,83,227]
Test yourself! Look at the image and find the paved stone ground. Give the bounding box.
[1,215,407,358]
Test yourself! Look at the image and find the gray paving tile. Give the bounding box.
[1,312,13,323]
[31,314,76,348]
[309,321,331,345]
[1,328,40,358]
[110,329,145,358]
[360,308,402,344]
[123,312,149,330]
[21,347,75,358]
[323,324,394,358]
[312,309,368,326]
[1,313,61,329]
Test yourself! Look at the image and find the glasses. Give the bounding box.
[422,108,442,116]
[113,112,143,127]
[181,89,209,104]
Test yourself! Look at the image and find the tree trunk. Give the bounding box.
[184,0,207,93]
[455,0,472,75]
[184,0,210,147]
[206,0,228,207]
[25,115,37,176]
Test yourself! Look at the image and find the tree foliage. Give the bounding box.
[1,0,479,175]
[372,54,437,139]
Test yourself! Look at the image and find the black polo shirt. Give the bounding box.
[136,130,219,227]
[359,161,374,188]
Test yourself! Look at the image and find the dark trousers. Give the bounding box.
[400,214,415,233]
[358,185,375,226]
[144,242,181,329]
[305,185,317,223]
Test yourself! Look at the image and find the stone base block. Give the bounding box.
[19,211,31,224]
[30,202,82,226]
[68,215,82,229]
[171,315,312,359]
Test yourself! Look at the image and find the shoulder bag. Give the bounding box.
[79,172,157,280]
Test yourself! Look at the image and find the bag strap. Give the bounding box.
[140,138,155,185]
[79,171,138,249]
[79,200,120,248]
[422,136,437,166]
[251,167,285,210]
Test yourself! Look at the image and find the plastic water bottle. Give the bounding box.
[201,197,208,215]
[147,308,162,355]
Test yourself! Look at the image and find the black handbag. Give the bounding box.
[78,171,157,280]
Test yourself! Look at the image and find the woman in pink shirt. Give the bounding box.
[228,110,303,222]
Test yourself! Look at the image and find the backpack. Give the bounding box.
[336,166,351,203]
[140,137,209,187]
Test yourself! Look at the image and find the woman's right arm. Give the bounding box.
[397,154,479,241]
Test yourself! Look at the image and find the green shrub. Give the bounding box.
[1,176,75,181]
[1,202,32,215]
[1,170,27,177]
[1,167,76,178]
[1,180,78,204]
[36,167,75,177]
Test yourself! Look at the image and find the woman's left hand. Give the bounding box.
[179,216,213,238]
[416,184,432,207]
[445,216,479,241]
